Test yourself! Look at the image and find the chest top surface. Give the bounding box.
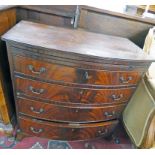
[2,20,155,62]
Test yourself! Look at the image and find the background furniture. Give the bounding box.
[2,21,154,140]
[0,7,16,133]
[123,76,155,148]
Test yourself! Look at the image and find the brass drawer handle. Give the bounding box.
[84,71,89,80]
[30,127,43,134]
[79,90,84,95]
[30,106,44,114]
[97,128,108,136]
[104,111,115,117]
[111,94,123,101]
[28,65,46,75]
[29,86,44,95]
[120,76,132,84]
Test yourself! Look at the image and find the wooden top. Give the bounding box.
[2,21,155,62]
[0,5,16,12]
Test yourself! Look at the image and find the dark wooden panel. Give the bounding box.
[11,45,150,70]
[16,5,77,28]
[15,77,135,105]
[0,8,16,124]
[19,5,77,17]
[13,55,142,87]
[17,97,126,123]
[19,115,118,140]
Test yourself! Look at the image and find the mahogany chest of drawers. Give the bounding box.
[2,21,155,141]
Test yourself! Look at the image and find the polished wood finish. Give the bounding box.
[14,55,143,86]
[3,21,154,140]
[17,97,126,123]
[19,115,118,140]
[3,21,154,62]
[0,8,16,128]
[16,77,135,105]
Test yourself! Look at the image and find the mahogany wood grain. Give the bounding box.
[15,77,135,105]
[3,20,155,140]
[17,97,126,123]
[18,115,118,140]
[10,44,151,68]
[13,55,142,86]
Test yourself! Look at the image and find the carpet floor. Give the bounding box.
[0,123,135,149]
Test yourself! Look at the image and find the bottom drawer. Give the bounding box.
[19,116,118,141]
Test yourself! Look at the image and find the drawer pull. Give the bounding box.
[84,71,89,80]
[79,90,84,95]
[30,127,43,134]
[111,94,123,101]
[120,76,132,84]
[97,129,108,136]
[30,106,44,114]
[29,86,44,95]
[28,65,46,75]
[104,111,115,117]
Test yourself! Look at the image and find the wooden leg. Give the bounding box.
[15,129,30,141]
[0,122,14,136]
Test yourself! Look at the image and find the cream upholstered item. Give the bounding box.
[123,27,155,148]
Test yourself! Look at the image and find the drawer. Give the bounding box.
[13,55,142,86]
[16,77,135,105]
[17,97,126,123]
[18,115,118,140]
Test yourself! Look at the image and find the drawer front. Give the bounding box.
[15,77,135,105]
[17,97,126,123]
[19,116,118,140]
[14,55,142,86]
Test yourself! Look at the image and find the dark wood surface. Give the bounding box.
[13,55,143,87]
[78,6,155,48]
[16,5,78,28]
[11,45,150,69]
[3,21,155,62]
[17,97,126,123]
[3,21,154,140]
[1,5,155,48]
[18,115,118,140]
[15,77,135,105]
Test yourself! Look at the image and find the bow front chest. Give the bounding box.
[2,21,154,140]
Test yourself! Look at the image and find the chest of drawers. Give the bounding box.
[2,21,155,141]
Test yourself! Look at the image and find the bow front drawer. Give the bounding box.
[18,115,118,140]
[13,55,142,86]
[15,77,135,105]
[17,97,126,123]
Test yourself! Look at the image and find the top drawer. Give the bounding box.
[13,55,143,87]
